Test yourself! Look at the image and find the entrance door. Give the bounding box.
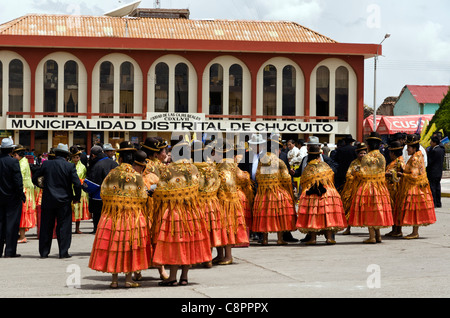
[53,131,68,148]
[109,132,125,150]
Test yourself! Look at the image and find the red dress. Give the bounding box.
[195,162,228,248]
[348,150,394,228]
[152,160,212,266]
[296,159,347,233]
[252,153,297,233]
[216,159,249,246]
[396,151,436,226]
[89,164,149,274]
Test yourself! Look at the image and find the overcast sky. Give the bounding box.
[1,0,449,109]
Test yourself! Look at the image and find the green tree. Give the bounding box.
[425,87,450,136]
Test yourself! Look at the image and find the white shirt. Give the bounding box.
[403,145,428,167]
[288,146,302,166]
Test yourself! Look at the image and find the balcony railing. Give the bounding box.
[7,112,338,121]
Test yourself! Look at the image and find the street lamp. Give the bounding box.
[373,33,391,132]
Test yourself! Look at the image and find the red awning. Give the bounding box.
[376,115,434,135]
[363,115,383,135]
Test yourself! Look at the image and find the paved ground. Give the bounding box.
[1,183,450,302]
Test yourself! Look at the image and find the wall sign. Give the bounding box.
[7,116,337,134]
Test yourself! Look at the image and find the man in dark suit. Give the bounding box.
[333,134,357,191]
[427,136,445,208]
[32,144,81,258]
[0,138,25,258]
[85,145,118,233]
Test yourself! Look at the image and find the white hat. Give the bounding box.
[306,136,321,146]
[54,143,70,154]
[248,134,267,145]
[103,143,116,151]
[0,138,16,149]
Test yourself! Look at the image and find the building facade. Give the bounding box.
[394,85,449,117]
[0,10,378,155]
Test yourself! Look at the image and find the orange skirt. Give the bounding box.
[348,180,393,228]
[19,188,36,229]
[252,180,297,233]
[89,213,149,274]
[396,176,436,227]
[199,193,229,248]
[237,188,252,232]
[152,187,212,266]
[217,191,249,246]
[152,206,212,265]
[297,186,347,233]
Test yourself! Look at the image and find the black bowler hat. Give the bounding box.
[366,132,382,142]
[116,141,137,153]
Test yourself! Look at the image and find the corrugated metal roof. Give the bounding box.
[407,85,449,104]
[0,14,337,43]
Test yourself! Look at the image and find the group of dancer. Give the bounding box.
[340,132,436,242]
[86,131,436,289]
[1,129,437,288]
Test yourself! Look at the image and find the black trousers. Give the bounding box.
[89,199,103,233]
[428,177,442,208]
[39,200,72,258]
[0,198,22,257]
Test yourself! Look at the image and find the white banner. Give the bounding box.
[7,118,337,134]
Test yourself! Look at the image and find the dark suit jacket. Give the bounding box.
[427,145,445,179]
[0,154,24,201]
[86,153,118,191]
[279,150,290,170]
[32,156,81,205]
[334,144,357,188]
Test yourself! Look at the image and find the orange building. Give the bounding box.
[0,8,379,155]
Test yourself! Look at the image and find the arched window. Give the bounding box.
[155,62,169,112]
[120,62,134,114]
[43,60,58,115]
[175,63,189,113]
[282,65,296,117]
[263,64,277,117]
[229,64,243,116]
[335,66,349,122]
[99,61,114,117]
[64,60,78,114]
[209,63,223,115]
[316,66,330,120]
[9,59,24,117]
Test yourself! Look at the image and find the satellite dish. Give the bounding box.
[104,0,142,17]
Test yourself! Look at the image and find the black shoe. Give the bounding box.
[4,254,21,258]
[59,254,72,259]
[300,234,311,243]
[283,232,299,243]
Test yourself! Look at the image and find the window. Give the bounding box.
[9,59,24,117]
[99,61,114,117]
[335,66,349,122]
[229,64,243,117]
[155,62,169,112]
[263,64,277,117]
[64,60,78,114]
[43,60,58,116]
[175,63,189,113]
[282,65,296,117]
[316,66,330,120]
[209,63,223,115]
[120,62,134,115]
